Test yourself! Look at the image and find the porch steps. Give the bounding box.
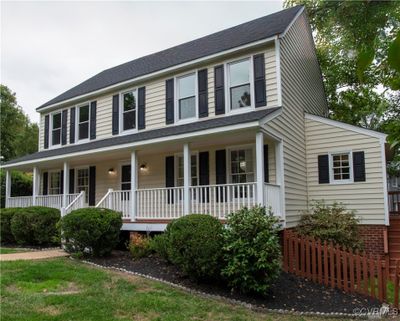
[388,216,400,275]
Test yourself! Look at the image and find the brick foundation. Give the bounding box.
[358,225,387,257]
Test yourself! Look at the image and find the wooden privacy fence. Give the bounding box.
[283,230,400,307]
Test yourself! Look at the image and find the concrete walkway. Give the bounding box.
[0,249,69,262]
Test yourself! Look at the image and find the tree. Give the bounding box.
[284,0,400,169]
[1,85,38,161]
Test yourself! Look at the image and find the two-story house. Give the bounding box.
[2,6,390,257]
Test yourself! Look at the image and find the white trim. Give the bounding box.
[175,71,198,124]
[275,139,286,226]
[37,36,277,113]
[259,107,282,125]
[75,102,91,144]
[255,132,264,205]
[32,166,39,205]
[183,143,190,215]
[2,121,260,169]
[380,137,389,225]
[305,113,387,140]
[279,6,305,38]
[63,162,69,207]
[274,38,282,106]
[131,150,138,222]
[328,151,354,185]
[119,88,139,135]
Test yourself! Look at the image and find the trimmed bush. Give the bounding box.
[60,208,122,257]
[128,233,152,259]
[296,200,363,250]
[10,206,60,245]
[0,207,21,244]
[222,206,281,295]
[164,214,224,281]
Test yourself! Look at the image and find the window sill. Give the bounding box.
[227,106,254,116]
[119,129,138,136]
[329,180,354,185]
[175,117,198,125]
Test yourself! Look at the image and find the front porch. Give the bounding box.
[4,129,285,230]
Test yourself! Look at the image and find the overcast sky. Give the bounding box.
[1,1,283,123]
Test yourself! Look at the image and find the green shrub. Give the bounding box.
[128,233,152,259]
[150,233,169,260]
[0,207,21,244]
[10,206,60,245]
[164,214,224,281]
[296,200,363,250]
[60,208,122,257]
[222,206,281,295]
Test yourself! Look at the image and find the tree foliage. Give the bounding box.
[284,1,400,166]
[1,84,38,162]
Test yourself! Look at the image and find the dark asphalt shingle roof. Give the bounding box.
[38,6,302,109]
[4,107,280,166]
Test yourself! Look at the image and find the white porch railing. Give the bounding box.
[63,191,86,216]
[6,196,33,208]
[96,189,131,220]
[189,183,257,219]
[137,187,185,219]
[264,183,282,216]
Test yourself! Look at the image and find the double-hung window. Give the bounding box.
[51,112,62,146]
[177,73,196,121]
[122,90,137,132]
[228,58,252,110]
[76,168,89,203]
[49,171,61,195]
[330,152,352,183]
[229,148,254,183]
[176,154,198,187]
[77,104,90,141]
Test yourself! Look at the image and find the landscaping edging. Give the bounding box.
[78,258,386,320]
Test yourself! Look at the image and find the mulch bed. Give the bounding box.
[88,250,381,314]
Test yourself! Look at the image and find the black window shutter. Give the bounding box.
[215,149,226,202]
[70,107,76,144]
[165,79,174,124]
[61,110,68,145]
[60,170,64,194]
[264,144,269,183]
[44,115,49,149]
[89,166,96,206]
[69,169,75,194]
[214,65,225,115]
[165,156,175,203]
[42,172,48,195]
[253,54,266,107]
[138,86,146,130]
[353,151,366,182]
[199,151,210,203]
[198,69,208,118]
[112,94,119,135]
[90,101,97,140]
[318,155,330,184]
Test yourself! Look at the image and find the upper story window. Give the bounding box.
[77,104,90,141]
[51,112,62,146]
[177,73,196,121]
[330,152,353,183]
[121,90,137,132]
[228,59,252,110]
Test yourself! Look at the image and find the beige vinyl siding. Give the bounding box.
[305,118,385,225]
[268,12,328,227]
[38,43,278,145]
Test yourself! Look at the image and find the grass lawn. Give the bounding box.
[1,258,353,321]
[0,247,28,254]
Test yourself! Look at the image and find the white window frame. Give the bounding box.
[226,144,256,184]
[175,71,198,124]
[225,56,255,115]
[328,151,354,184]
[48,169,62,195]
[174,152,199,187]
[119,88,138,135]
[75,166,90,204]
[75,102,91,143]
[49,110,63,148]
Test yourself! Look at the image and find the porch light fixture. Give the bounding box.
[108,168,115,174]
[140,163,148,172]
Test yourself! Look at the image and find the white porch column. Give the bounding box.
[130,150,138,221]
[32,166,39,205]
[183,143,191,215]
[5,170,11,208]
[255,132,265,205]
[275,140,286,219]
[63,162,69,208]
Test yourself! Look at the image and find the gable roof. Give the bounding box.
[3,107,281,167]
[37,6,303,110]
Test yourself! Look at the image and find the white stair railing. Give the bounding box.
[96,189,131,220]
[62,191,86,216]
